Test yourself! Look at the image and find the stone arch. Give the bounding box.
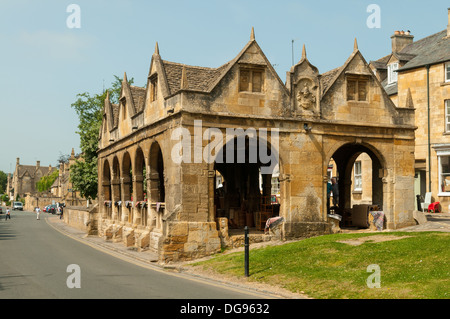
[102,159,112,219]
[121,151,133,223]
[112,156,121,220]
[102,159,112,201]
[148,141,165,230]
[327,141,386,226]
[211,132,282,232]
[134,146,147,226]
[134,146,146,202]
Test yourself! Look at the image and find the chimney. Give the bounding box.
[36,160,40,168]
[447,8,450,38]
[391,31,414,53]
[16,157,20,165]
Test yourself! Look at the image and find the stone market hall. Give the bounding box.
[97,29,416,262]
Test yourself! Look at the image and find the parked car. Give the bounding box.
[0,207,3,214]
[43,205,50,212]
[48,205,57,214]
[12,202,23,211]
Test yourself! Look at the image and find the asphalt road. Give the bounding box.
[0,210,275,300]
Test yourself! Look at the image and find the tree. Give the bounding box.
[36,170,59,192]
[70,76,133,202]
[0,170,7,194]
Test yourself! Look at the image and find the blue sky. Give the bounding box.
[0,0,448,174]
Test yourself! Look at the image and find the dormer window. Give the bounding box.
[239,68,264,93]
[347,75,368,101]
[387,62,399,84]
[150,75,158,102]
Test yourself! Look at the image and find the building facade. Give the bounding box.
[370,8,450,212]
[8,157,56,200]
[97,30,416,262]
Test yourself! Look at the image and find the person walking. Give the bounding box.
[331,177,339,207]
[5,207,11,220]
[35,206,41,220]
[327,179,332,213]
[59,205,64,220]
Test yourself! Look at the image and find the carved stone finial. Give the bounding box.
[302,44,307,60]
[181,66,188,90]
[354,37,358,52]
[154,42,159,55]
[406,88,414,108]
[250,27,255,41]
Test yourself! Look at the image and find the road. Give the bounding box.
[0,210,276,300]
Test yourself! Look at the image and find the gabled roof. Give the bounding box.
[16,165,55,179]
[150,28,289,99]
[103,77,147,133]
[320,39,367,98]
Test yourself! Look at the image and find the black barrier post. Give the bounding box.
[244,226,249,277]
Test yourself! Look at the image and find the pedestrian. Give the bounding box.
[331,177,339,207]
[327,179,332,213]
[35,206,41,220]
[5,207,11,220]
[59,205,64,220]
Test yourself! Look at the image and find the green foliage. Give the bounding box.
[0,170,7,194]
[36,169,59,192]
[70,75,133,200]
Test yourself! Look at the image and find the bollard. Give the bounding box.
[244,226,249,277]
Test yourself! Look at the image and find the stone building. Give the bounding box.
[50,148,86,206]
[97,29,416,262]
[8,157,56,200]
[370,8,450,211]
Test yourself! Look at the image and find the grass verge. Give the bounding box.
[191,232,450,299]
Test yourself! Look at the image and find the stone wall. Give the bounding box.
[64,205,98,235]
[25,194,62,211]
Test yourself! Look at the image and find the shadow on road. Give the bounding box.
[0,217,16,241]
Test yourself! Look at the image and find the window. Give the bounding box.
[445,62,450,83]
[438,152,450,195]
[347,76,368,101]
[445,100,450,133]
[150,76,157,102]
[387,62,399,84]
[354,161,362,191]
[239,68,264,93]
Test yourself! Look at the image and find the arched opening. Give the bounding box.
[149,142,165,230]
[213,135,280,235]
[122,152,133,224]
[112,156,122,221]
[327,143,384,229]
[134,147,147,226]
[103,160,112,219]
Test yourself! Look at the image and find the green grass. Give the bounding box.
[192,232,450,299]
